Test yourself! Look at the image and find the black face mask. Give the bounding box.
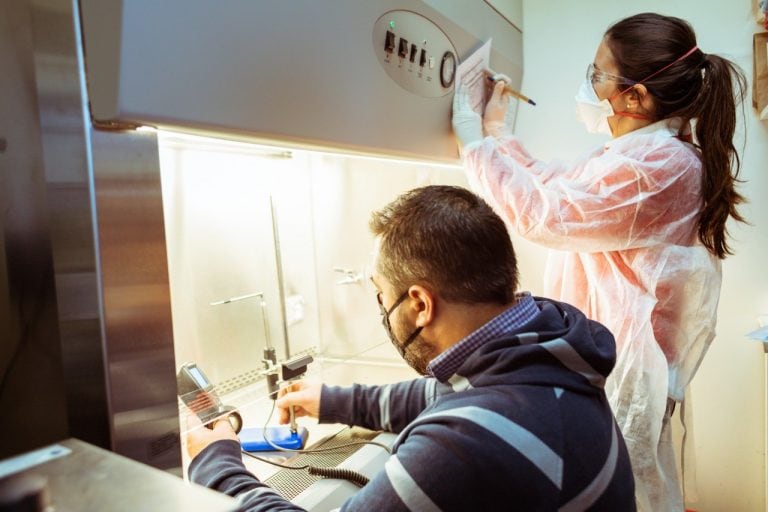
[377,290,423,359]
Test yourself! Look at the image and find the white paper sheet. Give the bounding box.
[457,39,493,115]
[455,39,519,130]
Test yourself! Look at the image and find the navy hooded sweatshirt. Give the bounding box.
[190,298,636,511]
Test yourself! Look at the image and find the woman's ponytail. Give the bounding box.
[606,13,748,259]
[691,54,747,258]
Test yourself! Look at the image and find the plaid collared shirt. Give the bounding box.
[427,292,540,382]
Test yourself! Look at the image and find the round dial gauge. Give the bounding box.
[440,51,456,88]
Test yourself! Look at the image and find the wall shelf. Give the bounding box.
[754,32,768,120]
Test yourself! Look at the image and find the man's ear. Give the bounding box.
[407,285,434,328]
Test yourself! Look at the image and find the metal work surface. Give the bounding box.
[0,438,236,511]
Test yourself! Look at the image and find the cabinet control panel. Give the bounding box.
[373,10,457,98]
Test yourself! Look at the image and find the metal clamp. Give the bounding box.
[334,267,364,285]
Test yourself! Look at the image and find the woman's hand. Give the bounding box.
[483,75,513,138]
[451,82,484,149]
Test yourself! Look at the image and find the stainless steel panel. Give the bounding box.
[0,0,68,459]
[30,0,110,452]
[90,129,181,469]
[78,0,523,163]
[15,0,182,469]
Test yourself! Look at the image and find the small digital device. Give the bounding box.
[239,426,309,452]
[177,362,243,433]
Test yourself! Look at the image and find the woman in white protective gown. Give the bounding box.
[451,12,747,512]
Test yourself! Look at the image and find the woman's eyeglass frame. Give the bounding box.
[586,63,637,86]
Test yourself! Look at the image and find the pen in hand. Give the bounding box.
[289,405,297,434]
[486,75,536,106]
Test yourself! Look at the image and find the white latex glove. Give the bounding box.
[483,74,513,138]
[451,82,484,149]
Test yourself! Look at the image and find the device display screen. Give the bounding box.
[188,366,210,388]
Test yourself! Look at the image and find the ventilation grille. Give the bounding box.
[215,347,318,396]
[263,427,382,500]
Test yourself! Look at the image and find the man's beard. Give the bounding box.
[394,317,434,375]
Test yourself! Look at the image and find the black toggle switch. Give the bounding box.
[409,44,417,63]
[385,31,395,53]
[419,48,427,67]
[398,38,408,58]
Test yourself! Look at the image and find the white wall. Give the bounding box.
[513,1,768,510]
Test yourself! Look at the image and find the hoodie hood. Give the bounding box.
[452,297,617,395]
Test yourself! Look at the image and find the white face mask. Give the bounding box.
[574,80,614,136]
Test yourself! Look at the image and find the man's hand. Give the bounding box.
[276,381,322,425]
[185,416,239,460]
[451,82,484,149]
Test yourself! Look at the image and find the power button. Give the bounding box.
[384,31,395,53]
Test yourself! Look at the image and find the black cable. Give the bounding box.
[236,396,391,488]
[0,262,58,403]
[0,285,46,402]
[240,450,370,488]
[259,398,392,455]
[307,467,369,488]
[0,322,27,401]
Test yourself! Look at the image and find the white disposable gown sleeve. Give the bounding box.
[462,134,702,253]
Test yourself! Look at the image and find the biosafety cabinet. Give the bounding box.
[1,0,523,477]
[81,0,523,162]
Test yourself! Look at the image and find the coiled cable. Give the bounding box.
[307,466,369,487]
[238,399,387,487]
[241,449,370,488]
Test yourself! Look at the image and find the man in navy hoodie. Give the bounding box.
[186,185,636,511]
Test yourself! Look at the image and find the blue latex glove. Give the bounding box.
[451,82,484,149]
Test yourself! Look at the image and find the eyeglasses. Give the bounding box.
[586,63,636,86]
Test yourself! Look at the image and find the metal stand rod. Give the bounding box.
[269,196,291,358]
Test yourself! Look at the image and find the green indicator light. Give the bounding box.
[389,20,395,29]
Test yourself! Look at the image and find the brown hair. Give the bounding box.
[605,12,747,258]
[369,185,518,304]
